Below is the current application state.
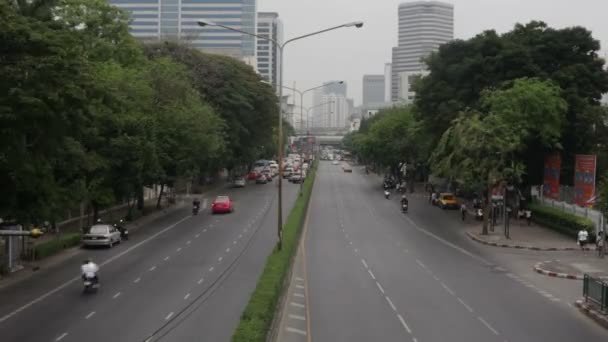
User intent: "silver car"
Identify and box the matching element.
[82,224,121,248]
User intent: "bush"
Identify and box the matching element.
[528,202,595,238]
[32,233,82,260]
[232,161,317,342]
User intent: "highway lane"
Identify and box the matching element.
[304,161,608,342]
[0,178,300,342]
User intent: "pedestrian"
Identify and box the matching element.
[597,231,605,258]
[431,192,437,205]
[578,228,589,251]
[460,203,467,221]
[525,209,532,226]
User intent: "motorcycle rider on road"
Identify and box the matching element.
[401,194,409,206]
[81,259,99,283]
[192,198,201,213]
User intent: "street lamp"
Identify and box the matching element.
[198,20,363,250]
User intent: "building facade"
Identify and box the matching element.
[362,75,385,107]
[311,81,347,128]
[110,0,257,63]
[257,12,283,92]
[391,1,453,101]
[319,94,349,129]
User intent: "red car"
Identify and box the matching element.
[211,196,234,214]
[247,171,258,180]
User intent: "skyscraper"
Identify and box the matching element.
[109,0,257,63]
[391,1,453,102]
[257,12,283,92]
[362,75,385,107]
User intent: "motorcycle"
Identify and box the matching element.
[83,274,99,293]
[114,219,128,241]
[192,204,200,216]
[384,190,391,199]
[401,202,408,213]
[475,208,484,221]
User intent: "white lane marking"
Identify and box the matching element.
[294,293,305,298]
[226,248,230,253]
[286,327,307,336]
[386,296,397,311]
[113,292,121,299]
[0,215,191,323]
[433,275,440,281]
[295,277,304,281]
[184,293,191,300]
[164,256,170,261]
[361,259,369,269]
[404,216,493,265]
[209,267,214,272]
[295,284,304,289]
[457,297,474,313]
[85,311,96,319]
[290,302,305,308]
[376,282,385,294]
[198,278,204,285]
[397,314,412,333]
[478,317,500,335]
[368,270,376,280]
[165,312,174,320]
[55,332,68,341]
[203,228,207,232]
[238,234,243,239]
[349,241,353,245]
[233,240,237,244]
[186,240,191,245]
[550,297,561,302]
[195,234,200,238]
[218,257,223,262]
[134,277,141,283]
[289,314,306,321]
[441,283,455,296]
[176,247,182,252]
[416,259,427,269]
[149,266,157,271]
[354,248,359,253]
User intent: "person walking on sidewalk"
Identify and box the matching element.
[460,203,467,221]
[578,228,589,251]
[597,231,605,258]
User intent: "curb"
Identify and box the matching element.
[575,299,608,329]
[465,231,593,252]
[533,262,583,280]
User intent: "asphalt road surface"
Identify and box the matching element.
[302,161,608,342]
[0,178,299,342]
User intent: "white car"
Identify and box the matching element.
[82,224,121,248]
[233,177,246,187]
[332,160,339,165]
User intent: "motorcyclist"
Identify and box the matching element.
[193,198,201,210]
[400,195,409,206]
[81,259,99,283]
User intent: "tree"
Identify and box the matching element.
[430,78,567,234]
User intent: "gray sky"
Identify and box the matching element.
[258,0,608,107]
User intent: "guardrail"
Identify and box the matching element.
[583,274,608,313]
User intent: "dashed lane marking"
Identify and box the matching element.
[289,314,306,321]
[478,316,500,335]
[176,247,182,252]
[416,259,427,269]
[441,283,455,296]
[397,314,412,334]
[165,312,174,320]
[134,277,141,283]
[226,248,230,253]
[164,256,170,261]
[195,234,200,238]
[184,293,191,300]
[85,311,96,319]
[209,267,214,272]
[295,284,304,289]
[55,333,68,341]
[361,259,369,269]
[457,297,474,313]
[368,270,376,280]
[149,266,156,271]
[376,282,385,294]
[218,257,223,262]
[113,292,121,299]
[198,278,204,285]
[290,302,305,308]
[294,293,305,298]
[386,296,397,312]
[286,327,307,336]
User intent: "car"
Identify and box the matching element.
[212,196,234,214]
[438,193,458,209]
[82,224,121,248]
[283,167,293,178]
[233,177,246,188]
[332,160,339,165]
[343,164,352,173]
[256,174,268,184]
[247,170,260,180]
[290,173,303,183]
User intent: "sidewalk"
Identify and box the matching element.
[533,258,608,280]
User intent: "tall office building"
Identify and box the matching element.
[110,0,257,63]
[362,75,385,107]
[257,12,283,92]
[391,1,453,102]
[320,94,349,129]
[311,81,347,128]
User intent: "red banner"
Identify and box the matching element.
[574,154,597,207]
[543,154,561,200]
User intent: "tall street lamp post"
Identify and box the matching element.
[197,20,363,250]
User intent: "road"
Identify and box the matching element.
[0,177,299,342]
[298,161,608,342]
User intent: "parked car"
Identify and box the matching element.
[256,174,268,184]
[212,196,234,214]
[283,167,293,178]
[82,224,121,248]
[247,171,258,180]
[233,177,246,188]
[290,173,303,183]
[438,193,458,209]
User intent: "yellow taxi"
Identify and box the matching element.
[438,193,458,209]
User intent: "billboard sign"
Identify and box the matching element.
[574,154,597,207]
[543,154,561,200]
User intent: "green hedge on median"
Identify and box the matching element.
[32,233,82,260]
[231,161,317,342]
[528,202,595,238]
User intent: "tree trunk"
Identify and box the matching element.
[482,177,491,235]
[156,184,165,210]
[137,187,144,211]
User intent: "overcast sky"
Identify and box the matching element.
[258,0,608,107]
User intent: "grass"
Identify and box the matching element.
[32,233,82,260]
[231,162,317,342]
